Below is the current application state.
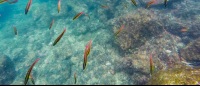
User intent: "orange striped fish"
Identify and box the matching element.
[150,54,153,75]
[53,28,66,46]
[0,0,11,4]
[123,3,127,8]
[58,0,61,13]
[83,45,88,70]
[8,0,18,4]
[146,1,157,9]
[101,5,108,9]
[29,74,35,85]
[86,40,91,57]
[73,12,84,20]
[85,14,90,19]
[115,25,124,38]
[131,0,137,7]
[25,0,32,15]
[24,58,40,85]
[13,25,17,36]
[181,28,189,32]
[74,71,77,84]
[49,19,54,30]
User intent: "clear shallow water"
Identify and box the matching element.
[0,0,200,85]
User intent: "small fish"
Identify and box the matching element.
[85,14,90,19]
[73,12,84,20]
[0,0,11,4]
[115,25,124,38]
[49,19,54,30]
[58,0,61,13]
[101,5,108,9]
[83,45,88,70]
[24,58,40,85]
[181,28,189,32]
[123,3,127,8]
[164,0,168,7]
[13,25,17,36]
[25,0,33,15]
[146,1,157,9]
[150,54,153,75]
[131,0,137,7]
[165,50,172,53]
[86,40,91,57]
[74,71,77,84]
[8,0,18,4]
[53,28,66,46]
[29,74,35,85]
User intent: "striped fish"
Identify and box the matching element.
[8,0,18,4]
[74,71,77,84]
[86,40,91,57]
[13,25,17,36]
[123,3,127,8]
[24,58,40,85]
[146,1,157,9]
[115,25,124,38]
[49,19,54,30]
[150,55,153,75]
[25,0,32,15]
[58,0,61,13]
[53,28,66,46]
[83,45,88,70]
[73,12,84,20]
[0,0,11,4]
[131,0,137,7]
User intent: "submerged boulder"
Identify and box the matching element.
[0,55,16,85]
[147,63,200,85]
[179,37,200,62]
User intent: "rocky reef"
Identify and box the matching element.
[147,63,200,85]
[180,36,200,62]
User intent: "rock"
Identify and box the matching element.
[0,55,16,85]
[180,37,200,62]
[147,63,200,85]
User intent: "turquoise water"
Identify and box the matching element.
[0,0,200,85]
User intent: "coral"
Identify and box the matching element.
[147,63,200,85]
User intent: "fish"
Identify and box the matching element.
[0,0,11,4]
[86,40,91,57]
[73,12,84,20]
[74,71,77,84]
[123,3,127,8]
[13,25,17,36]
[181,28,189,32]
[101,5,108,9]
[164,0,168,7]
[49,19,54,30]
[150,54,153,75]
[115,25,124,38]
[85,14,90,19]
[131,0,137,7]
[29,74,35,85]
[83,45,88,70]
[25,0,33,15]
[146,1,157,9]
[53,28,66,46]
[58,0,61,13]
[24,58,40,85]
[8,0,18,4]
[165,50,172,53]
